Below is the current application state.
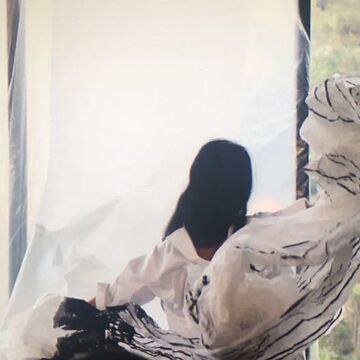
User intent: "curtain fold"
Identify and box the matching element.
[7,0,27,294]
[0,0,9,317]
[296,0,311,200]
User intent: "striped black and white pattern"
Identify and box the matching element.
[184,77,360,359]
[49,77,360,360]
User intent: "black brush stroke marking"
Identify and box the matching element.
[300,258,329,292]
[324,79,333,109]
[269,309,343,360]
[282,241,311,249]
[305,168,357,195]
[309,108,354,123]
[314,85,326,106]
[253,263,360,359]
[335,83,360,120]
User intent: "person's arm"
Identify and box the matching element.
[94,240,185,309]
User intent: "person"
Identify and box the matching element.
[90,139,253,338]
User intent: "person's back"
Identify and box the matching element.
[93,139,253,337]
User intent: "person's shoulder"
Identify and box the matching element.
[155,228,191,262]
[249,198,310,221]
[164,227,208,265]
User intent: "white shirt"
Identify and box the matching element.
[96,199,308,338]
[96,227,209,337]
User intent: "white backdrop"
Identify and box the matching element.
[2,0,299,331]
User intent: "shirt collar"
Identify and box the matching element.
[167,227,209,265]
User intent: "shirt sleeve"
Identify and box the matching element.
[96,240,187,309]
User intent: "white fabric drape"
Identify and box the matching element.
[1,0,301,345]
[0,0,10,318]
[8,0,27,295]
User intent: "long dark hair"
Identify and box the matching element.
[164,139,252,248]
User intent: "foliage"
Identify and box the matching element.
[319,321,354,359]
[310,0,360,87]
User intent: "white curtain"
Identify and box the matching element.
[0,0,10,318]
[2,0,300,331]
